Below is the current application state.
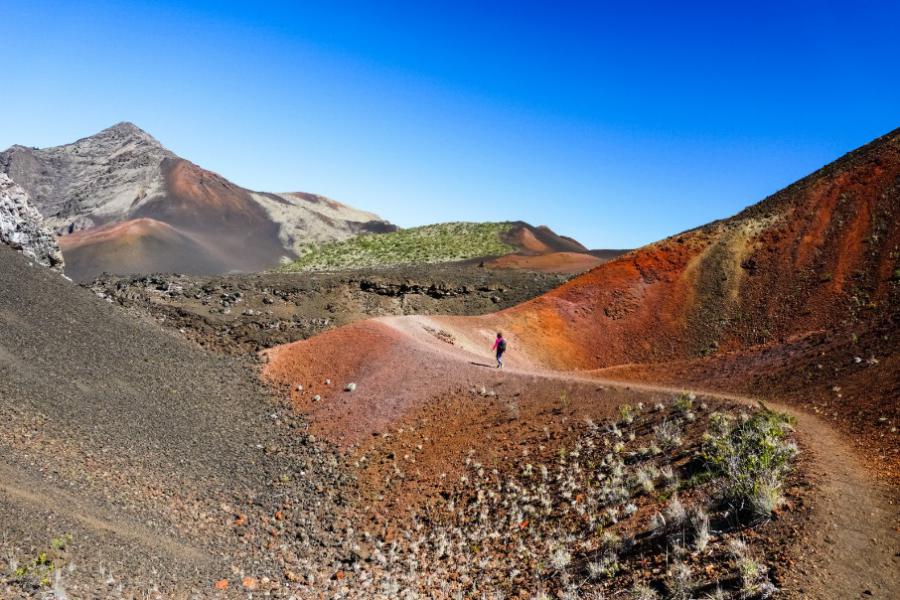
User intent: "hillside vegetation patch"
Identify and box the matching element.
[278,222,518,271]
[318,397,800,598]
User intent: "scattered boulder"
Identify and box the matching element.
[0,173,64,271]
[345,382,357,392]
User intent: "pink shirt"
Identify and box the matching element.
[492,338,505,351]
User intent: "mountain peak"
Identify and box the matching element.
[93,121,163,147]
[108,121,144,132]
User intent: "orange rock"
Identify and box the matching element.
[275,510,284,521]
[233,513,247,526]
[214,579,229,590]
[242,576,258,590]
[334,570,346,580]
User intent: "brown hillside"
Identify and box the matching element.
[59,218,232,281]
[1,123,394,280]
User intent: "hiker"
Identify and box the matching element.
[492,332,507,368]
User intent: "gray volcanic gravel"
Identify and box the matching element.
[0,246,350,596]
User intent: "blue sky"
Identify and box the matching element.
[2,1,898,248]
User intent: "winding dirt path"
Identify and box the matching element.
[385,315,900,599]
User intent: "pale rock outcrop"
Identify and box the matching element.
[0,173,64,270]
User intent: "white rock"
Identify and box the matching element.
[345,383,357,392]
[0,174,64,271]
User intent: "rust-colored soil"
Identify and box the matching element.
[466,128,900,475]
[261,128,900,598]
[59,217,232,280]
[485,250,607,273]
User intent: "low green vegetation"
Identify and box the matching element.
[3,534,72,589]
[702,405,797,518]
[278,222,518,272]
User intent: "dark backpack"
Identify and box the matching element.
[498,339,507,352]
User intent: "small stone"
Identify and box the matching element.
[214,579,229,590]
[241,576,258,590]
[345,382,357,392]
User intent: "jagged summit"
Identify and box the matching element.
[0,124,394,280]
[106,120,146,133]
[85,121,167,147]
[0,123,175,234]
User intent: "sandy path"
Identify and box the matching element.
[381,314,900,599]
[0,462,207,565]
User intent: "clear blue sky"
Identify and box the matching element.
[2,1,898,248]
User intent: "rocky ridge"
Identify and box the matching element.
[0,122,174,234]
[87,264,571,353]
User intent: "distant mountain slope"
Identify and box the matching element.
[278,221,611,273]
[0,123,394,280]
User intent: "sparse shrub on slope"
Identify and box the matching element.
[329,398,797,599]
[702,406,797,519]
[278,222,518,271]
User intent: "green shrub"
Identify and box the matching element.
[618,404,635,424]
[702,407,797,517]
[674,391,694,413]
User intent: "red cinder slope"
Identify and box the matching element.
[263,128,900,475]
[487,127,900,370]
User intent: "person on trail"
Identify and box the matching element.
[492,332,507,368]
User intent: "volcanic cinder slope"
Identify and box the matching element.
[266,128,899,448]
[482,127,900,476]
[0,123,394,280]
[0,244,352,596]
[262,129,900,597]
